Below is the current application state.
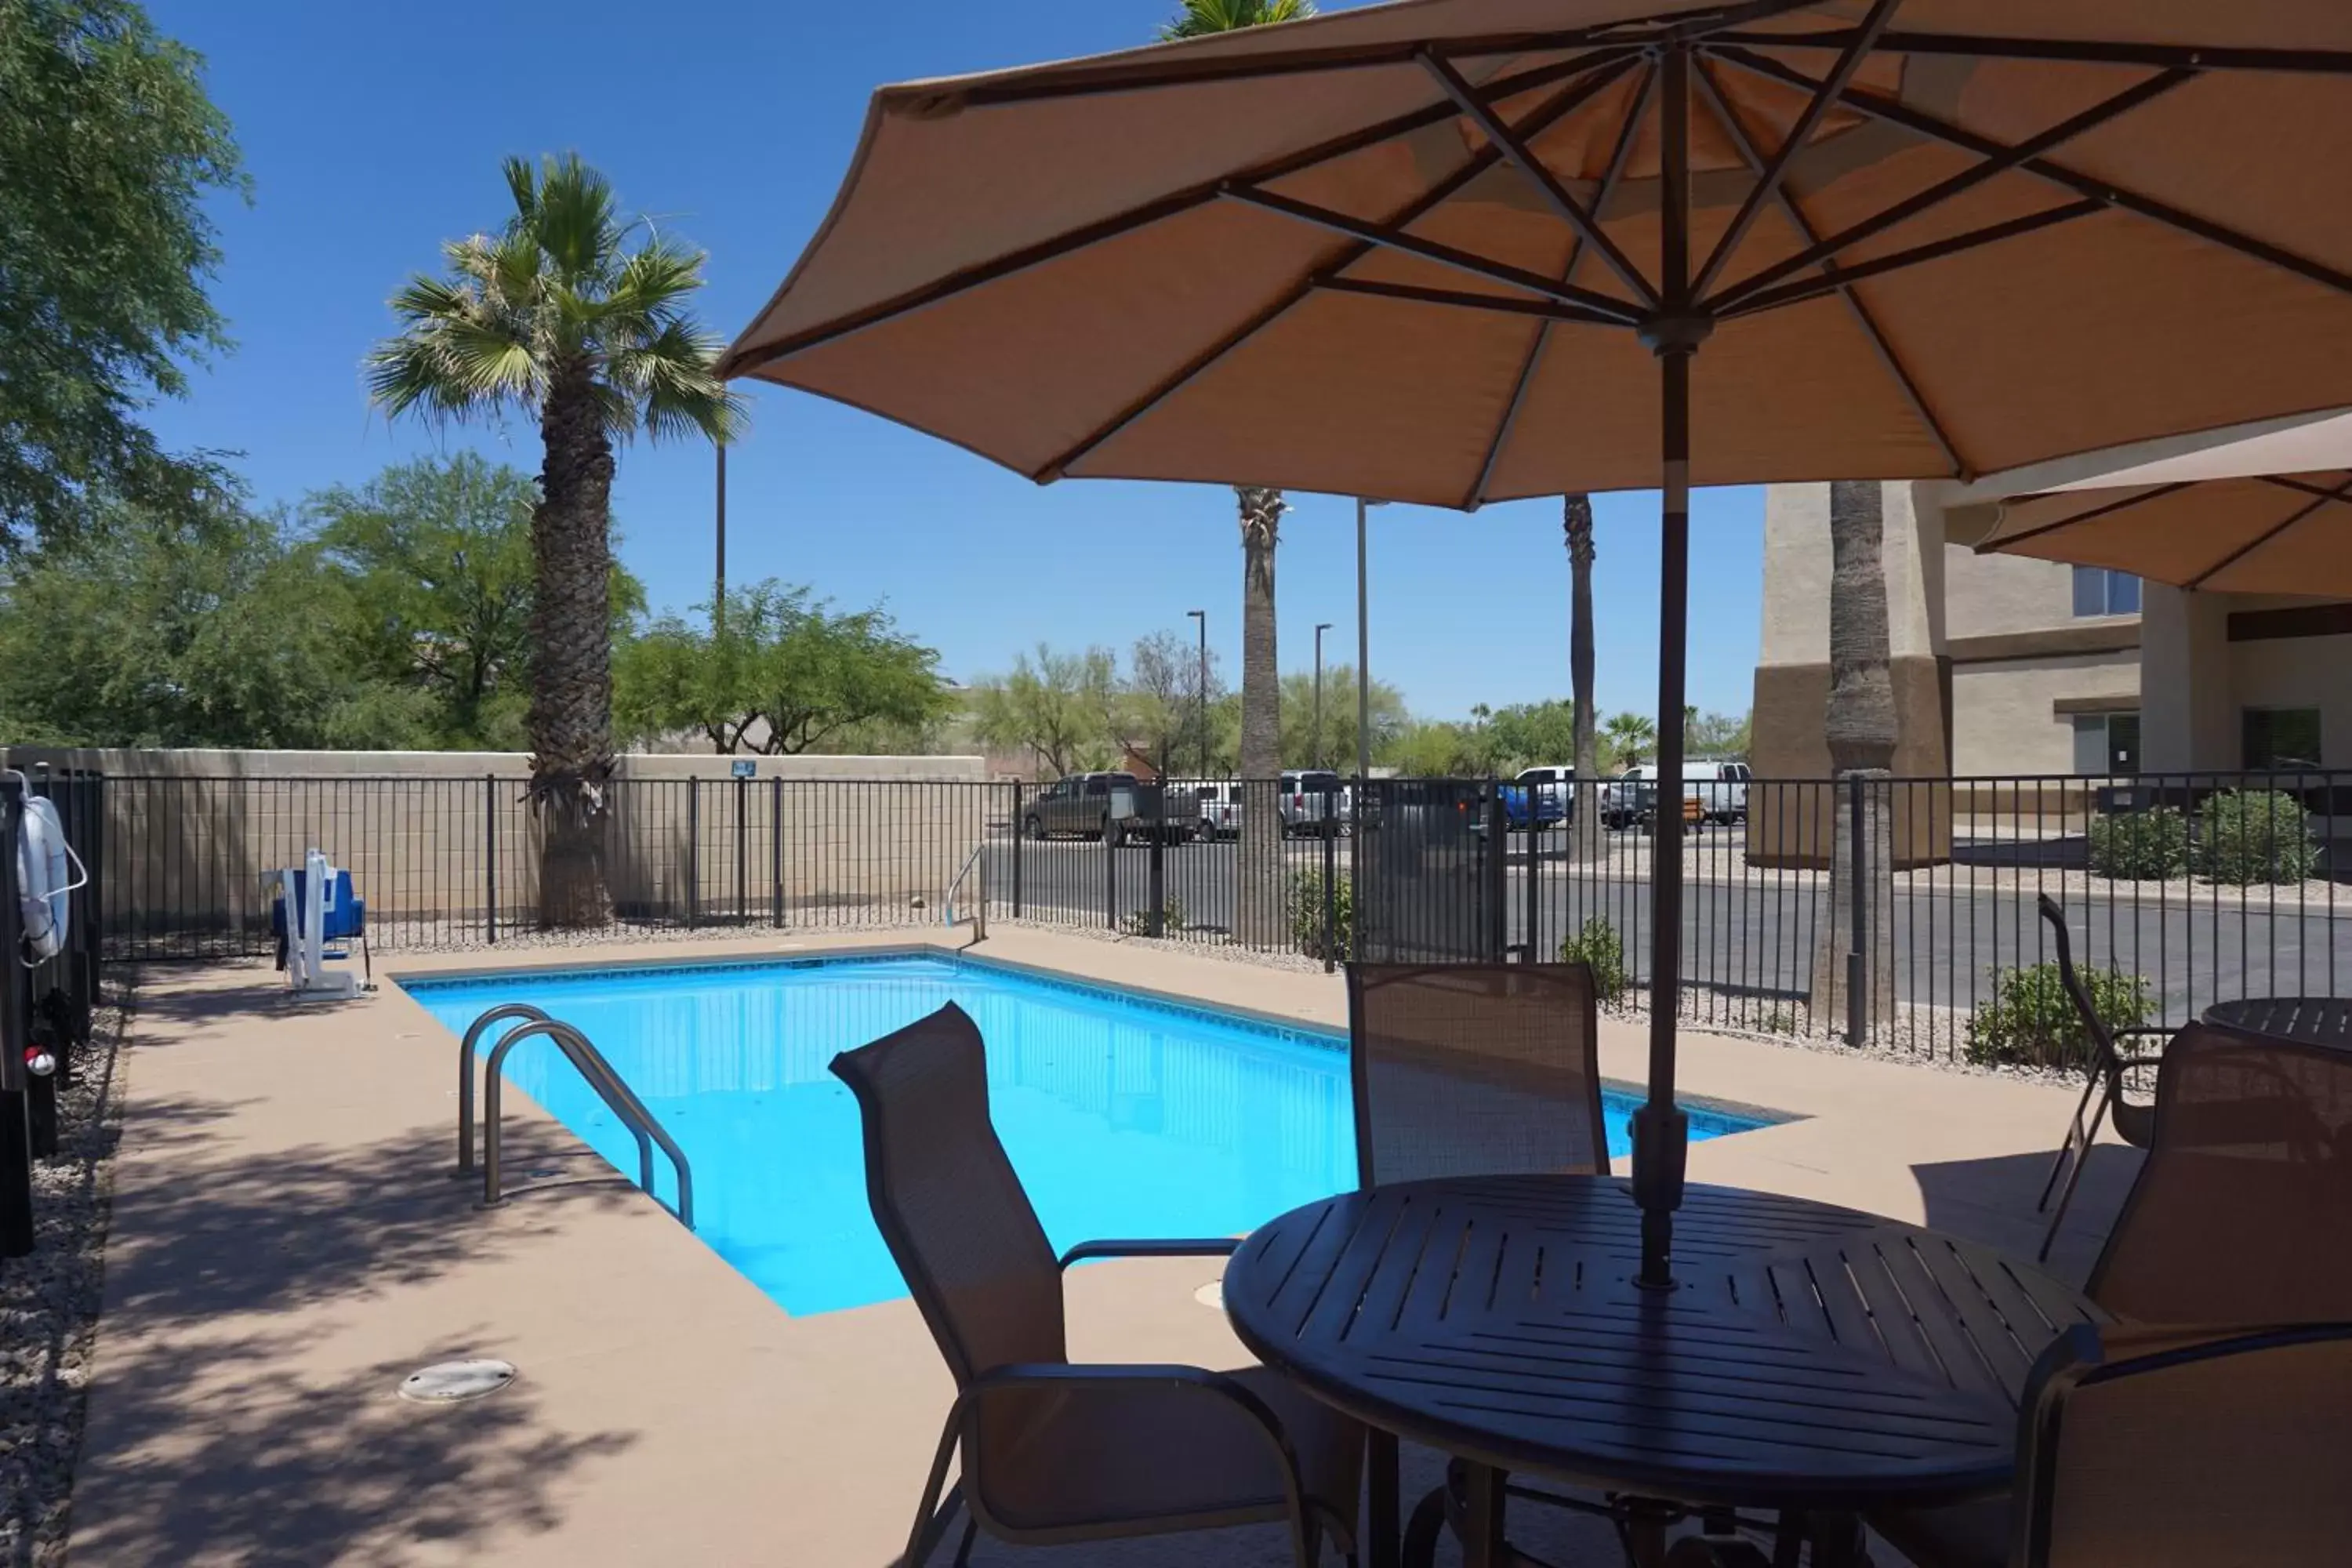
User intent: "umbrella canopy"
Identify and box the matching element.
[723,0,2352,1287]
[1973,471,2352,596]
[1964,408,2352,593]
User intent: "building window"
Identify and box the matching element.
[2243,708,2323,771]
[2071,711,2140,776]
[2071,565,2142,617]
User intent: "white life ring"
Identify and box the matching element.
[17,797,82,964]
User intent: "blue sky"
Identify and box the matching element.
[140,0,1764,723]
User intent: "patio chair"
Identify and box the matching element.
[1347,962,1610,1568]
[2032,893,2173,1261]
[1871,1025,2352,1563]
[2085,1022,2352,1324]
[1870,1320,2352,1567]
[829,1002,1364,1568]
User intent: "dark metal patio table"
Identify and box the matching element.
[2201,997,2352,1051]
[1223,1174,2103,1568]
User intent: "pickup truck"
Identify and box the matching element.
[1021,772,1199,844]
[1279,770,1352,837]
[1609,760,1751,826]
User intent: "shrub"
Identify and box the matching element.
[1965,960,2152,1072]
[2087,806,2190,881]
[1287,871,1352,960]
[2198,789,2319,886]
[1559,916,1628,1006]
[1116,896,1189,937]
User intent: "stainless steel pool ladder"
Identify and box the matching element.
[943,838,987,939]
[456,1004,694,1229]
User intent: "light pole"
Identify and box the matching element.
[713,441,728,633]
[1185,608,1207,779]
[1355,499,1387,789]
[1312,622,1333,769]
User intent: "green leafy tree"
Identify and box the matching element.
[616,581,947,756]
[0,488,426,748]
[367,154,742,925]
[971,644,1119,779]
[1159,0,1316,942]
[1383,720,1483,777]
[0,0,245,550]
[1116,629,1225,778]
[1278,666,1410,771]
[307,455,644,749]
[1687,709,1753,758]
[1477,700,1582,775]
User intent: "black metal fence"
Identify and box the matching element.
[60,767,2352,1068]
[2,764,107,1258]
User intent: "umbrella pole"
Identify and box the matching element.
[1632,42,1700,1292]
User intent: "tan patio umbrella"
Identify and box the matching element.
[720,0,2352,1287]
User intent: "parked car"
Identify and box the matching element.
[1196,781,1241,840]
[1279,770,1352,837]
[1510,766,1574,828]
[1022,772,1196,844]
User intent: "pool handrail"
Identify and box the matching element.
[944,838,986,939]
[479,1017,694,1229]
[457,1002,552,1174]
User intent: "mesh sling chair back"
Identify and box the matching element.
[1872,1322,2352,1568]
[2033,893,2174,1260]
[1346,963,1609,1568]
[829,1002,1364,1568]
[2086,1022,2352,1324]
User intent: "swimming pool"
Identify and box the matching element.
[405,953,1776,1315]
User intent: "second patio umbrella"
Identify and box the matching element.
[721,0,2352,1287]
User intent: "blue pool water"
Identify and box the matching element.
[405,954,1773,1316]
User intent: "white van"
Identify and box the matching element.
[1611,760,1751,825]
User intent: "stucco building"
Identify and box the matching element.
[1755,468,2348,782]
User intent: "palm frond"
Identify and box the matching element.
[606,317,739,445]
[598,239,709,330]
[1160,0,1315,41]
[525,153,620,287]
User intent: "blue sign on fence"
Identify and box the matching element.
[730,760,757,780]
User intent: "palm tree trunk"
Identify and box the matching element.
[1811,480,1898,1038]
[1565,495,1603,866]
[529,363,619,927]
[1235,485,1287,948]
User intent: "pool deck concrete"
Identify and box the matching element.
[70,927,2143,1566]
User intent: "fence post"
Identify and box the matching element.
[1105,803,1119,931]
[1321,785,1338,974]
[484,774,499,945]
[771,777,785,928]
[686,777,700,928]
[2,779,34,1258]
[1148,793,1167,938]
[1011,782,1025,919]
[1846,771,1867,1048]
[1523,793,1541,963]
[1485,784,1508,963]
[732,775,748,924]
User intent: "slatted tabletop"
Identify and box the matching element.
[1224,1175,2103,1512]
[2203,997,2352,1050]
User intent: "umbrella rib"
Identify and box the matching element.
[1709,29,2352,77]
[1221,185,1646,325]
[1719,200,2107,320]
[2255,474,2352,504]
[1417,51,1661,311]
[1691,57,1966,481]
[1700,67,2195,317]
[2184,477,2352,590]
[1973,482,2198,554]
[1029,59,1640,484]
[1463,62,1658,511]
[1709,48,2352,306]
[1313,278,1627,327]
[720,51,1631,378]
[1690,0,1902,303]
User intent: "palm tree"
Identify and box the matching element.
[1563,494,1602,861]
[1811,480,1899,1037]
[368,154,740,926]
[1160,1,1316,943]
[1602,711,1656,770]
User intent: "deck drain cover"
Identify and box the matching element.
[399,1359,517,1404]
[1193,1279,1224,1310]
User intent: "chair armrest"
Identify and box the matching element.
[956,1362,1313,1532]
[1058,1236,1240,1271]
